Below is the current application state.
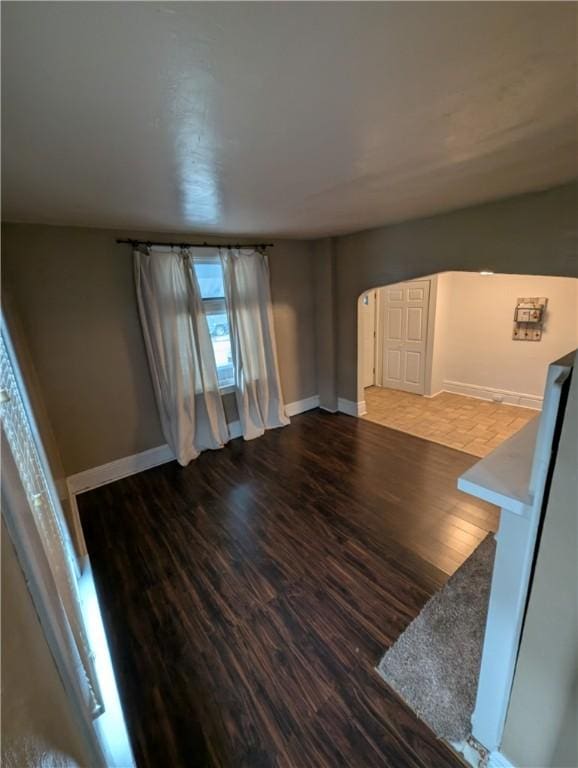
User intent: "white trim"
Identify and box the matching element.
[67,490,84,554]
[423,274,439,397]
[67,396,320,498]
[442,379,543,410]
[450,738,488,768]
[461,354,573,754]
[67,444,175,496]
[488,751,516,768]
[1,432,107,767]
[337,398,367,417]
[285,394,320,417]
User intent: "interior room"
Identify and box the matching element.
[359,273,578,456]
[1,4,577,768]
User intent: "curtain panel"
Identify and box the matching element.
[134,248,229,466]
[220,248,289,440]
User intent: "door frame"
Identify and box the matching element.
[1,315,107,767]
[356,274,441,412]
[360,289,378,389]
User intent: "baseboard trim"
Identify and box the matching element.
[442,380,543,410]
[67,395,321,498]
[337,398,367,417]
[488,751,515,768]
[67,444,175,496]
[285,394,320,417]
[450,738,486,768]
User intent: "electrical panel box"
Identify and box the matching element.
[513,297,547,341]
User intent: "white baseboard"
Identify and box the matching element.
[285,394,320,417]
[450,739,484,768]
[337,398,367,417]
[424,389,444,399]
[67,443,175,496]
[67,395,321,498]
[443,380,543,410]
[488,751,515,768]
[451,737,515,768]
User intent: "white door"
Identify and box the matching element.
[380,280,430,394]
[360,291,376,388]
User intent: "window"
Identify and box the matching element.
[193,258,234,389]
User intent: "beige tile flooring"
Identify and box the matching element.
[362,387,538,458]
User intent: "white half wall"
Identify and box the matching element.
[429,272,578,404]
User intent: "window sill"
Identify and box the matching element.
[219,385,236,396]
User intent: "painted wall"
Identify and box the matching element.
[333,182,578,404]
[3,183,578,474]
[1,225,317,475]
[429,272,578,404]
[501,354,577,767]
[1,518,92,768]
[313,238,338,411]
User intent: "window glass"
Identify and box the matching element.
[195,262,225,299]
[206,311,234,388]
[193,260,234,389]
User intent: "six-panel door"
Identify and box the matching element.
[380,280,430,394]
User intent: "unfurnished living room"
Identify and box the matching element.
[1,3,577,768]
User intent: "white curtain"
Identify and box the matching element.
[220,248,290,440]
[134,247,229,466]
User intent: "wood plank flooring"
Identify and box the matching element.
[79,410,498,768]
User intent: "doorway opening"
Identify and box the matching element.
[357,272,578,457]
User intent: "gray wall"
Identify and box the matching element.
[1,225,316,475]
[501,354,578,767]
[332,182,578,402]
[3,182,577,476]
[313,237,338,411]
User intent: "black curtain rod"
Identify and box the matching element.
[116,238,274,250]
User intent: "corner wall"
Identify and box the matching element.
[313,238,338,411]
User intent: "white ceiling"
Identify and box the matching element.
[2,2,577,238]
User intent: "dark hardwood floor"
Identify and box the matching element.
[79,410,498,768]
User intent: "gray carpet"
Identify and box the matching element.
[377,535,496,742]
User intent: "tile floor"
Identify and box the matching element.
[362,387,538,458]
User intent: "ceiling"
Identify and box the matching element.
[2,2,577,238]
